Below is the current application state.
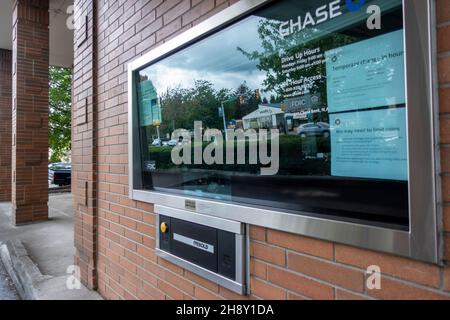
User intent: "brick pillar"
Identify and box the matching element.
[0,50,12,202]
[12,0,49,225]
[73,0,98,289]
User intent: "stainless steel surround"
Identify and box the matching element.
[128,0,441,263]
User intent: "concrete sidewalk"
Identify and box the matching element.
[0,193,102,300]
[0,256,19,300]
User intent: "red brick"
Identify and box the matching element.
[194,286,223,300]
[443,206,450,232]
[163,0,190,24]
[441,146,450,174]
[267,266,334,300]
[0,50,12,202]
[267,229,333,260]
[249,226,266,241]
[438,25,450,53]
[251,241,286,267]
[445,234,450,261]
[141,282,165,300]
[219,287,250,300]
[73,0,97,290]
[182,0,215,26]
[437,0,450,24]
[163,272,195,297]
[11,0,49,225]
[185,270,219,293]
[288,252,365,292]
[442,174,450,202]
[157,279,186,300]
[158,257,184,275]
[250,278,286,300]
[250,259,267,280]
[444,267,450,292]
[368,277,450,300]
[335,245,440,288]
[440,87,450,114]
[439,56,450,84]
[287,292,306,300]
[335,289,370,300]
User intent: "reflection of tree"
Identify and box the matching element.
[237,18,355,102]
[160,80,222,132]
[156,80,261,138]
[232,82,260,120]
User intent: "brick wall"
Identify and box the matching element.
[72,0,450,299]
[0,50,12,202]
[11,0,49,225]
[72,0,98,289]
[438,0,450,268]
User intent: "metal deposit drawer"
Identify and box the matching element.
[155,205,248,295]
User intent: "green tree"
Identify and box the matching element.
[49,66,72,163]
[237,19,355,102]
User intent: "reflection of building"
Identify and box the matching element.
[138,79,162,126]
[242,104,285,130]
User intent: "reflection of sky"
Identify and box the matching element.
[140,15,270,96]
[138,0,403,99]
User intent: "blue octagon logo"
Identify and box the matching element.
[345,0,366,12]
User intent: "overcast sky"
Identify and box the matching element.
[140,15,271,98]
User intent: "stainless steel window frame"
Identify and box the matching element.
[128,0,441,264]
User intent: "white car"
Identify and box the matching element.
[152,138,162,146]
[166,139,178,146]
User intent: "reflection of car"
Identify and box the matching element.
[166,139,178,146]
[48,163,71,186]
[297,122,330,138]
[152,138,162,146]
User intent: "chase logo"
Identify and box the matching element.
[279,0,381,37]
[346,0,366,12]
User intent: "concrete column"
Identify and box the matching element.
[12,0,49,225]
[0,50,12,202]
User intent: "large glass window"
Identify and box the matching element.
[135,0,408,229]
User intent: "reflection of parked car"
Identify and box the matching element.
[48,163,71,186]
[166,139,178,146]
[297,122,330,138]
[152,138,162,146]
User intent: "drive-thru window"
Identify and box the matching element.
[128,0,439,294]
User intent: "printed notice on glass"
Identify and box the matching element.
[329,108,407,181]
[325,30,405,113]
[326,30,408,181]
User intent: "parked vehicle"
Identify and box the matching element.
[297,122,330,138]
[48,163,71,186]
[166,139,178,146]
[152,138,162,146]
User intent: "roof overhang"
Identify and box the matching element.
[0,0,74,68]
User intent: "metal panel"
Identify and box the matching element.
[128,0,440,263]
[155,205,243,234]
[154,208,248,295]
[403,0,440,263]
[156,249,246,294]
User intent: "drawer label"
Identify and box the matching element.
[173,233,214,254]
